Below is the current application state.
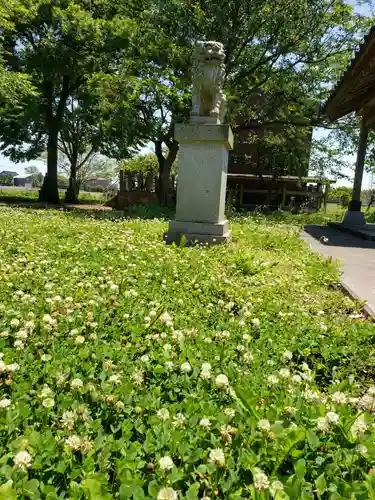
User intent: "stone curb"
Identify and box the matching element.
[339,280,375,321]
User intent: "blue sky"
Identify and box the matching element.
[1,1,374,188]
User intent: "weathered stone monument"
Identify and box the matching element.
[164,41,233,245]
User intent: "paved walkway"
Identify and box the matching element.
[302,225,375,318]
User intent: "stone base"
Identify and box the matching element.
[164,219,232,246]
[342,210,366,227]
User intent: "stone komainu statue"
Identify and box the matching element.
[191,41,226,123]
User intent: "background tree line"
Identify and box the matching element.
[0,0,373,204]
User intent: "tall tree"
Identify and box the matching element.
[106,0,372,201]
[0,0,135,203]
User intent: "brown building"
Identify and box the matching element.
[226,118,329,210]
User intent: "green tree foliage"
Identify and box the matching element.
[104,0,372,202]
[329,186,352,207]
[0,0,135,203]
[0,174,13,186]
[121,153,159,175]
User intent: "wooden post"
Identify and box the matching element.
[281,183,287,208]
[240,183,244,207]
[119,170,125,194]
[350,116,369,211]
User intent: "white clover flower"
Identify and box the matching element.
[70,378,84,390]
[316,417,330,434]
[14,450,32,470]
[157,487,177,500]
[140,354,149,363]
[109,374,121,385]
[220,424,234,443]
[270,480,284,496]
[224,408,235,420]
[284,406,297,418]
[267,375,279,386]
[303,389,321,403]
[15,330,28,340]
[244,351,254,362]
[39,385,53,399]
[14,340,24,350]
[40,354,52,362]
[326,412,339,425]
[283,350,293,361]
[69,329,79,336]
[159,312,173,327]
[159,456,174,471]
[6,362,19,373]
[351,416,368,438]
[331,391,347,404]
[24,320,35,332]
[291,374,302,385]
[215,374,229,390]
[357,444,368,455]
[253,468,269,491]
[180,362,192,374]
[208,448,225,467]
[61,411,76,430]
[42,398,55,409]
[10,318,20,329]
[0,398,11,408]
[199,418,211,430]
[200,362,212,380]
[131,370,144,386]
[164,361,174,372]
[251,318,260,328]
[257,419,271,432]
[242,333,250,341]
[0,360,6,373]
[368,386,375,396]
[157,408,170,421]
[65,435,82,451]
[301,362,310,372]
[279,368,290,379]
[75,335,85,345]
[172,413,186,429]
[357,394,375,412]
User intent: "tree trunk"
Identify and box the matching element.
[155,140,179,205]
[39,121,60,204]
[64,156,78,203]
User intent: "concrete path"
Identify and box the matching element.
[302,225,375,318]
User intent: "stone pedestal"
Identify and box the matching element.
[342,210,366,227]
[164,123,233,245]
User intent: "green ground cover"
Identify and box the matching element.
[0,207,375,499]
[0,189,106,204]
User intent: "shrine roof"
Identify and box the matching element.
[324,26,375,121]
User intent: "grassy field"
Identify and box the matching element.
[0,207,375,498]
[0,188,107,204]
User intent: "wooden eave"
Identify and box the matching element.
[325,27,375,121]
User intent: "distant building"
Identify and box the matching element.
[0,170,18,178]
[83,178,111,191]
[13,173,43,187]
